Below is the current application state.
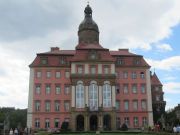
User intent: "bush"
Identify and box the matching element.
[121,123,128,131]
[61,122,69,131]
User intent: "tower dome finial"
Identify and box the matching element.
[84,3,92,17]
[78,4,99,44]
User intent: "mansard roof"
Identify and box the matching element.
[29,47,150,68]
[151,72,162,86]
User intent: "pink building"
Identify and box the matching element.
[27,4,155,131]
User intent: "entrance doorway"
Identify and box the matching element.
[103,114,111,130]
[76,115,84,131]
[90,115,98,131]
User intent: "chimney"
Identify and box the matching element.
[119,49,129,52]
[51,47,60,52]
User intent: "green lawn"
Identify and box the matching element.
[36,131,174,135]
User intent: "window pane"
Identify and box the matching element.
[103,84,111,107]
[89,83,98,111]
[36,71,41,78]
[133,100,138,110]
[46,71,51,78]
[132,84,137,94]
[65,71,70,78]
[55,85,61,94]
[123,71,128,79]
[35,85,41,94]
[123,84,128,94]
[46,85,51,94]
[124,101,129,111]
[56,71,61,78]
[116,100,120,110]
[141,84,146,93]
[76,83,84,108]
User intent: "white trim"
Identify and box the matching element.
[146,69,154,126]
[99,86,102,106]
[111,64,115,74]
[112,86,116,107]
[71,63,76,74]
[27,68,34,128]
[85,64,89,74]
[98,64,102,74]
[85,86,89,106]
[71,86,75,107]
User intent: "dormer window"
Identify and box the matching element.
[60,56,66,65]
[117,57,124,65]
[133,58,141,65]
[40,57,48,65]
[91,53,96,59]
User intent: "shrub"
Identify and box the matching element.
[121,123,128,131]
[61,122,69,131]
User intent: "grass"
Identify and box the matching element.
[36,131,174,135]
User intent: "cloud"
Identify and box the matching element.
[0,0,79,41]
[146,56,180,70]
[164,82,180,94]
[156,43,173,52]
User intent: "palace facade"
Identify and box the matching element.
[27,4,165,131]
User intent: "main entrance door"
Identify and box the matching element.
[76,115,84,131]
[90,115,98,131]
[103,114,111,130]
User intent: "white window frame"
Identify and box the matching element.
[76,81,84,108]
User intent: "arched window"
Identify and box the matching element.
[76,81,84,108]
[89,81,98,111]
[103,82,112,107]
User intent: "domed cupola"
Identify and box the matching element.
[78,4,99,44]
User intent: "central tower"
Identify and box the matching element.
[78,4,99,44]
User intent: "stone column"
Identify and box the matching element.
[71,63,76,73]
[99,86,102,107]
[27,68,34,128]
[111,86,116,107]
[146,69,154,126]
[85,64,89,74]
[85,114,89,131]
[85,86,89,106]
[98,113,103,131]
[98,64,102,74]
[110,64,115,74]
[71,86,75,107]
[70,108,76,131]
[111,108,116,130]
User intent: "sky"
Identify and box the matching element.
[0,0,180,110]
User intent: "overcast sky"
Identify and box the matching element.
[0,0,180,110]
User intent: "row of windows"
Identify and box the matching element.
[35,84,70,95]
[34,100,70,112]
[34,116,148,129]
[115,71,145,79]
[36,71,70,79]
[116,58,142,66]
[76,65,110,74]
[75,81,112,109]
[116,100,147,111]
[116,116,147,128]
[35,70,145,80]
[116,83,146,94]
[35,118,70,128]
[40,56,67,65]
[35,83,146,95]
